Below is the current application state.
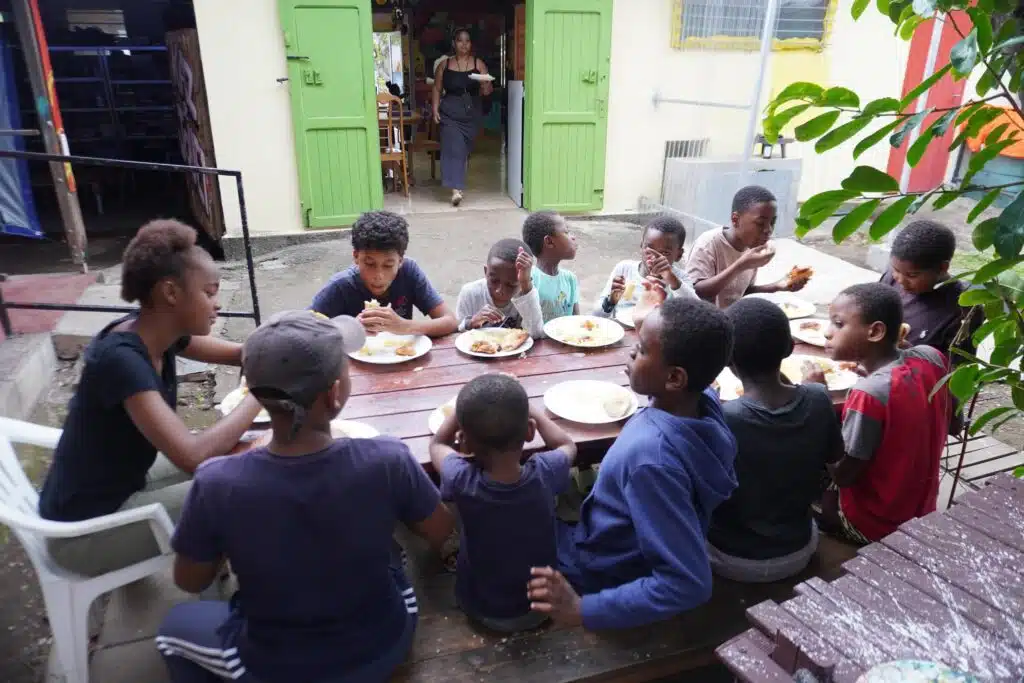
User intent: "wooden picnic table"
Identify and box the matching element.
[339,332,833,468]
[716,472,1024,682]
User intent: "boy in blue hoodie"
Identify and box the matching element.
[529,293,738,629]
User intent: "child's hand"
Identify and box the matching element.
[359,306,411,335]
[801,361,828,387]
[778,277,808,293]
[528,566,583,627]
[643,248,672,279]
[470,305,504,329]
[632,277,667,331]
[737,244,776,271]
[609,275,626,304]
[516,248,534,294]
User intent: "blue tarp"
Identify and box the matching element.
[0,31,41,238]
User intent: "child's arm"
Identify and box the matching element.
[529,403,577,462]
[592,264,626,318]
[179,336,243,367]
[512,249,546,337]
[170,472,226,594]
[429,411,461,473]
[690,245,774,302]
[830,393,881,488]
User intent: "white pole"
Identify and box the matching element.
[740,0,782,185]
[899,16,945,193]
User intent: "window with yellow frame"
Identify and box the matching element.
[671,0,838,52]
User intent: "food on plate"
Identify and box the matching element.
[582,319,597,331]
[440,398,456,419]
[356,346,373,356]
[498,329,530,352]
[470,339,499,354]
[786,265,814,288]
[395,342,417,357]
[799,320,822,331]
[781,302,801,316]
[837,361,859,372]
[602,390,633,419]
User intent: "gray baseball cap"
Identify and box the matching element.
[242,310,365,411]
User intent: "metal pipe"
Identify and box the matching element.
[0,301,257,319]
[234,175,261,326]
[740,0,782,185]
[651,92,750,111]
[0,149,238,176]
[900,16,946,194]
[0,129,40,137]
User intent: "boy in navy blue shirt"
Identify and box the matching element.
[156,311,453,683]
[529,294,738,629]
[430,373,577,633]
[311,210,458,337]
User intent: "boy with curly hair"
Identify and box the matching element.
[311,210,458,337]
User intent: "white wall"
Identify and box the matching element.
[602,0,910,213]
[194,0,303,237]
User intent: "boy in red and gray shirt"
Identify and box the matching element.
[811,283,950,544]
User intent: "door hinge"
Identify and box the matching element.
[283,30,292,49]
[302,205,312,228]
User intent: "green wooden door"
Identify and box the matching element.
[279,0,382,228]
[524,0,612,212]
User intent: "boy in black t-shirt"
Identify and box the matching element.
[708,298,843,582]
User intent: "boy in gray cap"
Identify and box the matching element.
[155,311,453,683]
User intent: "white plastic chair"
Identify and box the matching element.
[0,416,175,683]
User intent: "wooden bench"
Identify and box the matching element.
[393,530,859,683]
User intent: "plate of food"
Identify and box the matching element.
[544,380,638,425]
[349,331,432,364]
[856,660,980,683]
[790,318,828,347]
[330,419,380,439]
[712,367,745,401]
[614,305,635,329]
[468,73,495,82]
[428,396,457,434]
[749,292,816,320]
[218,385,270,424]
[544,315,625,348]
[455,328,533,358]
[780,354,859,392]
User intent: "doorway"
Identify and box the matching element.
[278,0,613,227]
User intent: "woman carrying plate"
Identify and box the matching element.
[36,220,263,578]
[431,28,493,207]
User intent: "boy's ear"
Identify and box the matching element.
[730,210,740,228]
[328,379,345,412]
[666,366,688,393]
[867,321,888,344]
[525,417,537,444]
[352,249,359,263]
[938,260,951,275]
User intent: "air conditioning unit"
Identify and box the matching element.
[660,157,803,243]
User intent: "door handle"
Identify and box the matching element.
[287,55,310,61]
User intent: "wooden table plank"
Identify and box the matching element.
[778,592,892,668]
[873,533,1024,617]
[716,634,795,682]
[904,513,1024,572]
[984,472,1024,500]
[821,574,1024,679]
[855,545,1024,643]
[947,499,1024,554]
[347,341,590,377]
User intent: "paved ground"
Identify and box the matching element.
[1,200,1021,682]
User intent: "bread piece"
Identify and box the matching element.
[786,265,814,287]
[470,339,499,354]
[395,342,417,357]
[499,329,529,352]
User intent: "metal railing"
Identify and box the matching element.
[0,149,262,337]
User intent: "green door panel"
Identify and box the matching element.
[279,0,382,228]
[524,0,612,213]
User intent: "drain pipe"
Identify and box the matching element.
[740,0,782,186]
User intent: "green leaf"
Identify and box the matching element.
[972,316,1009,345]
[948,364,981,401]
[820,87,860,108]
[963,139,1018,185]
[832,199,881,242]
[990,340,1022,367]
[912,0,936,16]
[968,188,1003,222]
[991,35,1024,52]
[841,166,901,193]
[955,101,985,126]
[1013,385,1024,410]
[815,116,873,153]
[909,191,935,214]
[861,97,901,116]
[891,111,929,148]
[929,371,954,401]
[800,189,860,217]
[932,191,960,210]
[932,108,958,136]
[771,82,825,109]
[959,288,999,305]
[854,119,902,158]
[950,29,981,75]
[964,106,1004,137]
[995,191,1024,258]
[877,0,893,14]
[852,0,872,19]
[1015,466,1024,478]
[869,195,915,240]
[967,8,993,52]
[975,57,1004,97]
[973,256,1024,283]
[973,216,999,249]
[888,0,908,22]
[993,17,1019,47]
[900,64,951,110]
[985,122,1010,145]
[765,103,812,139]
[795,110,841,141]
[968,406,1016,434]
[899,15,927,40]
[906,126,934,167]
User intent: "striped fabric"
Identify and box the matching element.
[155,634,247,681]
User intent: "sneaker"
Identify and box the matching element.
[451,189,463,207]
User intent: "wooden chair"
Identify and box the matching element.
[410,111,441,182]
[377,92,409,196]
